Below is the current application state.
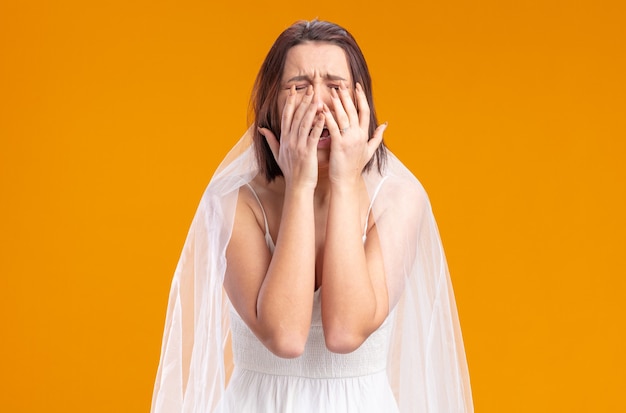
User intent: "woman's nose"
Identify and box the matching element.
[313,84,332,106]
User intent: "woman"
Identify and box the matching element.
[152,20,473,412]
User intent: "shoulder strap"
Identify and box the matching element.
[244,183,274,251]
[363,176,389,242]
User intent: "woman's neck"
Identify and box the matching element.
[314,168,332,205]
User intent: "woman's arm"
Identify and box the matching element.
[224,185,316,358]
[321,184,389,354]
[224,86,324,358]
[320,82,389,353]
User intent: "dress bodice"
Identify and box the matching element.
[229,290,395,379]
[230,181,395,378]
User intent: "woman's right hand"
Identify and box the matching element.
[259,85,325,190]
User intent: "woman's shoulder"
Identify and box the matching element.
[376,151,430,206]
[231,174,284,235]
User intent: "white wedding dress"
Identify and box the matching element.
[216,184,399,412]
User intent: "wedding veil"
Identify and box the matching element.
[151,127,473,412]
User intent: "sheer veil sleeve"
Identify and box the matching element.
[151,129,473,412]
[365,151,473,412]
[151,129,257,413]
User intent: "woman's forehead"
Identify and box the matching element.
[282,42,350,80]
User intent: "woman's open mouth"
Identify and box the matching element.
[320,127,330,140]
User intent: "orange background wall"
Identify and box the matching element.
[1,1,624,411]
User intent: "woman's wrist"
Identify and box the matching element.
[284,182,316,199]
[329,177,362,196]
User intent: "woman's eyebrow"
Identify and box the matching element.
[286,74,347,82]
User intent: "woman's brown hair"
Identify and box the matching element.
[251,19,387,181]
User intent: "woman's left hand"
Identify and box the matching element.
[323,82,387,187]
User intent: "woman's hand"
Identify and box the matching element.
[259,85,325,190]
[324,82,387,187]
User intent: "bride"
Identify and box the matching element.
[151,19,473,413]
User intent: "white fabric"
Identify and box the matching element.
[243,183,275,253]
[217,289,398,412]
[151,127,473,412]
